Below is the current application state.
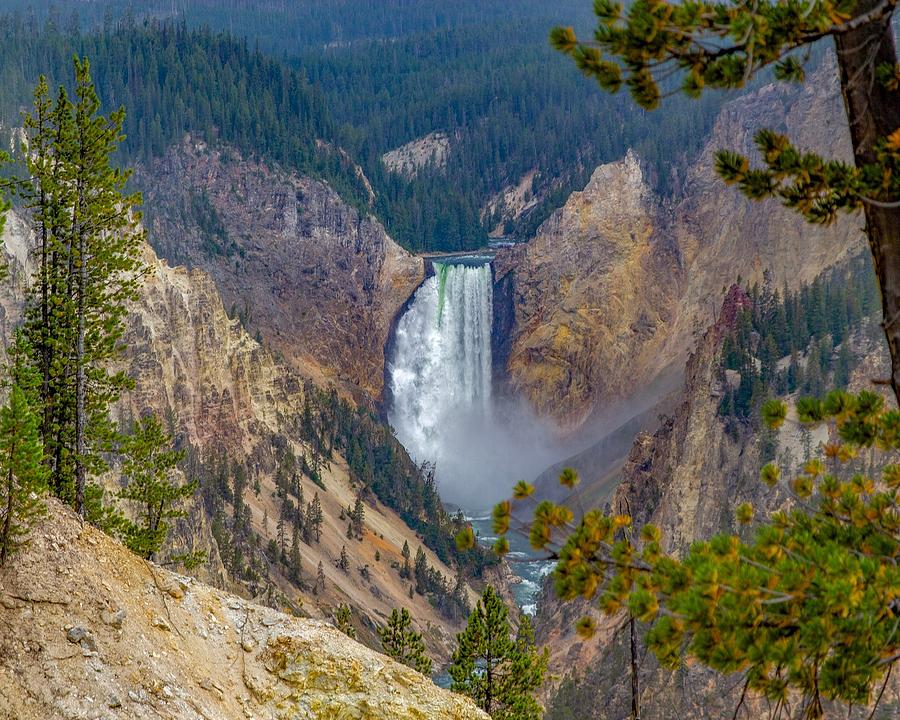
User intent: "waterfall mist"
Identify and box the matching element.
[388,259,564,508]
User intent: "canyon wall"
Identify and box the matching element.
[497,60,862,430]
[135,139,424,405]
[536,285,893,719]
[0,212,475,662]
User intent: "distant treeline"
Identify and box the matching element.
[0,9,742,252]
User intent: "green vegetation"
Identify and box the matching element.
[0,7,738,252]
[117,414,195,561]
[513,391,899,716]
[0,338,48,566]
[449,586,548,720]
[11,61,146,513]
[0,59,201,568]
[300,16,731,250]
[0,18,372,223]
[310,384,492,577]
[379,607,432,675]
[718,255,881,423]
[0,60,194,566]
[334,603,356,639]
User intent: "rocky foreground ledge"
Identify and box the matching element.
[0,499,487,720]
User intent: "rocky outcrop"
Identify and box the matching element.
[135,138,424,404]
[496,150,681,428]
[118,244,307,457]
[498,59,862,429]
[382,132,451,177]
[0,499,487,720]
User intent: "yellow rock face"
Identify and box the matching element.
[0,500,488,720]
[498,63,863,431]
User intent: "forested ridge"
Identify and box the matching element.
[0,17,375,216]
[719,254,882,425]
[301,17,732,248]
[0,3,739,251]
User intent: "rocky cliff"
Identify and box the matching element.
[0,499,487,720]
[134,138,424,404]
[497,59,862,430]
[0,211,475,664]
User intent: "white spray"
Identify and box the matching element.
[388,259,562,508]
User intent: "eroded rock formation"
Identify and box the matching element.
[135,139,423,404]
[497,60,862,429]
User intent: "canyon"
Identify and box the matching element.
[494,59,861,435]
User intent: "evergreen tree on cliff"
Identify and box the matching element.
[449,586,548,719]
[379,607,433,675]
[551,0,900,404]
[117,414,193,561]
[11,59,145,515]
[0,336,48,566]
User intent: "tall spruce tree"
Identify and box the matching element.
[117,414,192,561]
[316,559,326,593]
[379,607,433,675]
[14,60,145,515]
[449,586,547,719]
[413,545,428,594]
[70,56,145,517]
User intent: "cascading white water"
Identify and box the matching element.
[389,255,567,610]
[388,260,494,483]
[389,255,564,507]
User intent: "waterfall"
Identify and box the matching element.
[388,256,563,506]
[388,260,494,480]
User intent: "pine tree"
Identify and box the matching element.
[400,539,411,579]
[450,571,471,620]
[117,414,192,561]
[334,603,356,639]
[316,559,326,594]
[449,586,547,718]
[339,544,350,572]
[9,61,146,515]
[276,505,286,556]
[497,388,900,717]
[413,545,428,594]
[302,501,313,544]
[0,340,49,566]
[351,493,365,538]
[288,525,302,583]
[379,607,432,675]
[16,78,77,502]
[502,615,547,720]
[834,342,855,388]
[311,492,323,542]
[68,58,146,516]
